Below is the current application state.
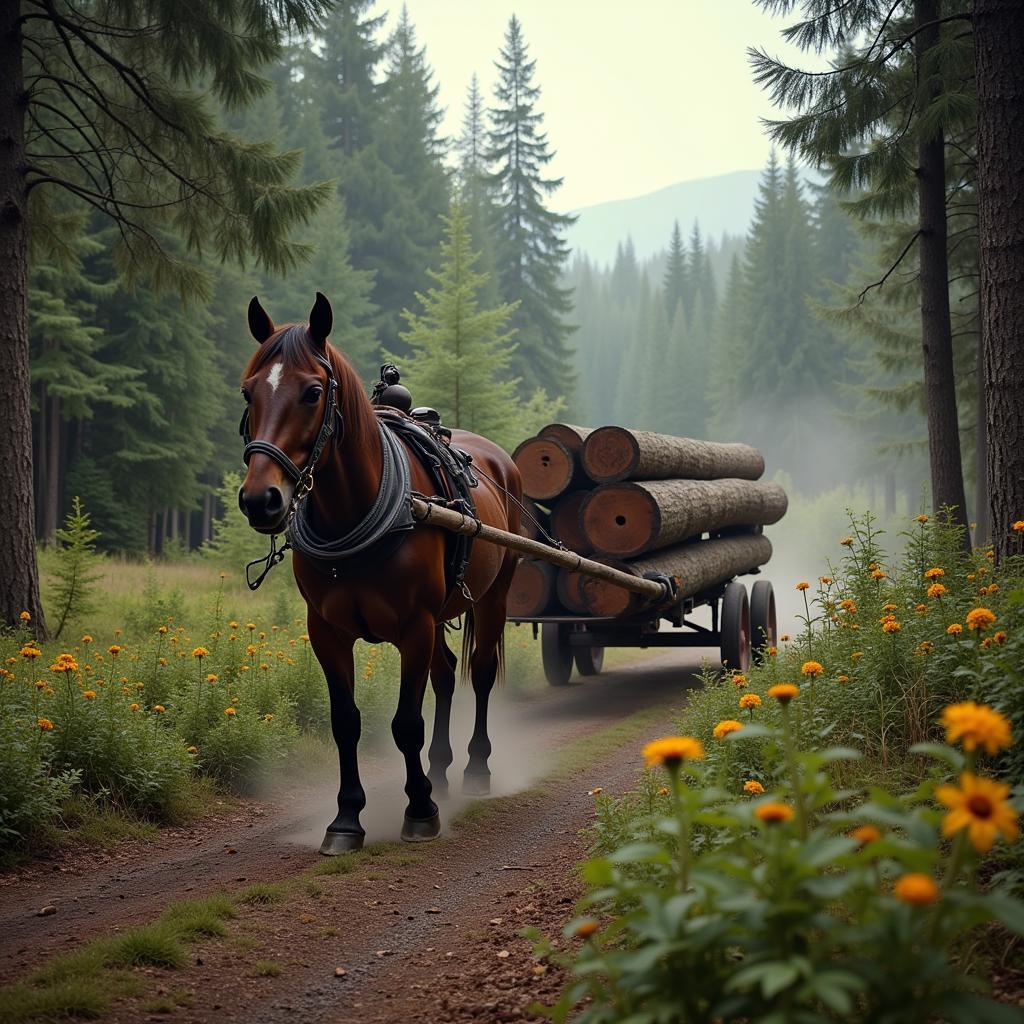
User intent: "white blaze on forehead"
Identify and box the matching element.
[266,362,284,394]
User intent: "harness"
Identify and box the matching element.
[240,357,478,610]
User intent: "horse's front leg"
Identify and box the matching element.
[393,614,441,842]
[427,626,457,795]
[308,616,364,855]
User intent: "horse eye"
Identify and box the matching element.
[301,385,323,405]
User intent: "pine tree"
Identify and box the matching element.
[49,497,103,641]
[485,16,577,401]
[663,222,688,318]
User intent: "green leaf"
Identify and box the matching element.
[990,896,1024,937]
[909,742,965,770]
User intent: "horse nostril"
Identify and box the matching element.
[265,487,284,516]
[238,487,249,515]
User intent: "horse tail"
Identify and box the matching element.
[458,605,506,688]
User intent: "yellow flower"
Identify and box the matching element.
[158,657,168,666]
[739,693,761,710]
[837,673,850,683]
[993,631,1007,645]
[915,514,929,524]
[81,635,93,644]
[795,581,810,591]
[840,536,853,546]
[947,623,963,636]
[157,625,168,635]
[965,607,996,632]
[924,567,945,579]
[851,825,882,846]
[50,653,79,673]
[840,599,857,613]
[259,631,267,641]
[153,705,165,713]
[940,702,1012,755]
[915,603,927,613]
[731,673,748,688]
[657,786,669,796]
[229,621,239,629]
[870,569,885,580]
[246,644,258,657]
[224,707,236,717]
[819,576,833,585]
[129,702,140,711]
[206,673,218,683]
[574,919,600,938]
[893,874,939,905]
[926,583,946,598]
[755,802,794,824]
[937,773,1019,853]
[1012,520,1024,534]
[299,634,310,643]
[82,690,96,699]
[743,780,765,795]
[20,645,40,659]
[642,736,705,767]
[882,620,901,634]
[766,645,778,657]
[191,646,209,658]
[187,745,198,755]
[108,645,121,656]
[259,663,270,671]
[264,714,273,722]
[37,718,54,731]
[20,610,32,622]
[713,719,743,740]
[768,683,799,704]
[246,622,256,631]
[801,661,823,677]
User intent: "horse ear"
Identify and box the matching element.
[247,296,274,344]
[308,292,333,350]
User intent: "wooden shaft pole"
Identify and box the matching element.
[410,496,666,600]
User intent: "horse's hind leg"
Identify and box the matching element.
[427,626,457,795]
[394,613,441,842]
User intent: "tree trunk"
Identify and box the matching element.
[581,478,787,557]
[914,0,969,534]
[43,390,60,543]
[581,426,764,484]
[884,470,896,517]
[149,509,158,557]
[581,534,773,618]
[975,0,1024,561]
[975,326,989,545]
[0,6,46,634]
[36,379,46,536]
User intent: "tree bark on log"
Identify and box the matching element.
[581,535,773,618]
[538,423,594,453]
[507,559,557,617]
[581,479,787,557]
[975,0,1024,561]
[512,436,584,501]
[551,490,594,555]
[581,426,764,484]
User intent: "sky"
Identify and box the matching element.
[386,0,813,212]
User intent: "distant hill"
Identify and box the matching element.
[566,169,762,267]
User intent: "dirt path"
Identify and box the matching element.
[1,650,702,1020]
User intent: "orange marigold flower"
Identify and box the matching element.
[731,673,748,688]
[574,919,600,938]
[246,644,258,657]
[739,693,761,710]
[224,707,236,717]
[768,683,799,704]
[191,646,209,658]
[801,661,823,677]
[1012,520,1024,534]
[882,620,902,634]
[965,607,996,632]
[20,645,41,659]
[129,702,140,711]
[927,583,946,598]
[108,645,121,656]
[870,569,886,580]
[153,705,165,713]
[851,825,882,846]
[246,622,256,631]
[82,690,96,699]
[206,673,218,683]
[940,702,1012,756]
[755,802,794,824]
[993,631,1007,645]
[819,576,833,585]
[779,633,791,642]
[837,674,850,683]
[882,603,897,612]
[263,714,273,722]
[766,646,778,657]
[840,599,857,613]
[19,610,32,622]
[157,625,168,635]
[924,567,945,579]
[936,773,1019,853]
[743,780,765,795]
[642,736,705,768]
[915,603,927,613]
[893,874,939,906]
[915,514,929,524]
[947,623,963,636]
[81,634,93,643]
[37,718,54,731]
[795,581,810,591]
[713,719,744,740]
[840,536,854,546]
[187,746,198,755]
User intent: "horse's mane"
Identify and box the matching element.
[241,325,378,456]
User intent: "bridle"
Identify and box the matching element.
[239,349,344,506]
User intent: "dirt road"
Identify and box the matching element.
[1,649,704,1022]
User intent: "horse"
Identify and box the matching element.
[237,293,522,854]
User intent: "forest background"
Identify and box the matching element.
[25,0,986,568]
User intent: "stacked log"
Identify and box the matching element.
[507,423,785,619]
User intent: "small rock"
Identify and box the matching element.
[37,905,57,917]
[225,848,237,855]
[334,967,347,977]
[497,950,510,959]
[490,918,503,925]
[532,965,547,976]
[426,907,442,914]
[375,950,390,957]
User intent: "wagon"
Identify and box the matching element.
[509,574,777,687]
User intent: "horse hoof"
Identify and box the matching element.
[401,812,441,843]
[462,771,491,797]
[428,775,449,798]
[320,830,364,855]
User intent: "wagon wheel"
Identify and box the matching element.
[720,581,751,673]
[749,580,777,663]
[541,623,574,686]
[574,641,604,676]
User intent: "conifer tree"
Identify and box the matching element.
[663,222,688,318]
[49,497,103,642]
[485,16,577,400]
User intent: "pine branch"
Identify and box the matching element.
[857,229,921,302]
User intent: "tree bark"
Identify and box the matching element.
[975,326,989,545]
[43,390,60,543]
[581,426,764,484]
[581,478,787,557]
[914,0,969,535]
[975,0,1024,561]
[0,6,46,634]
[580,534,773,618]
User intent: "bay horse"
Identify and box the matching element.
[238,293,521,853]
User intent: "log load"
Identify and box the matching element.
[518,498,550,541]
[580,534,773,618]
[550,490,594,556]
[507,558,557,617]
[581,426,764,484]
[512,436,584,501]
[581,479,788,558]
[538,422,594,453]
[556,567,588,614]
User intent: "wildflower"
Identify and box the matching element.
[246,644,257,657]
[574,919,599,938]
[246,622,256,631]
[82,690,96,699]
[819,576,833,585]
[739,693,761,710]
[795,581,810,591]
[947,623,963,636]
[731,673,747,688]
[259,663,271,671]
[299,634,310,643]
[918,641,933,654]
[50,654,79,673]
[882,603,897,612]
[229,621,239,629]
[940,702,1012,756]
[206,673,218,683]
[983,583,999,595]
[224,707,237,717]
[129,703,140,711]
[713,719,743,740]
[264,714,273,722]
[37,718,54,731]
[765,645,778,657]
[915,514,929,524]
[81,635,93,644]
[642,736,705,768]
[187,746,198,755]
[231,696,239,704]
[20,645,40,659]
[967,574,976,582]
[851,825,882,846]
[837,674,850,683]
[882,620,902,634]
[153,705,165,713]
[937,773,1020,853]
[191,646,209,659]
[924,567,945,579]
[801,661,823,677]
[915,603,927,613]
[840,599,857,613]
[158,657,167,666]
[840,536,853,546]
[19,610,32,623]
[993,631,1007,645]
[657,787,669,796]
[768,683,799,704]
[779,633,791,642]
[108,645,121,656]
[893,874,939,906]
[259,631,267,641]
[755,802,794,824]
[870,569,885,580]
[1012,520,1024,534]
[965,607,996,632]
[35,680,45,689]
[157,625,168,636]
[743,780,765,795]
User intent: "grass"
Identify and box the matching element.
[238,882,288,905]
[253,961,282,977]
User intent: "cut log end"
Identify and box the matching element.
[537,423,594,453]
[512,437,576,501]
[507,559,556,617]
[556,568,588,614]
[580,426,639,483]
[550,490,594,556]
[581,484,659,557]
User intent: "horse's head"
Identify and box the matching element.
[238,293,337,533]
